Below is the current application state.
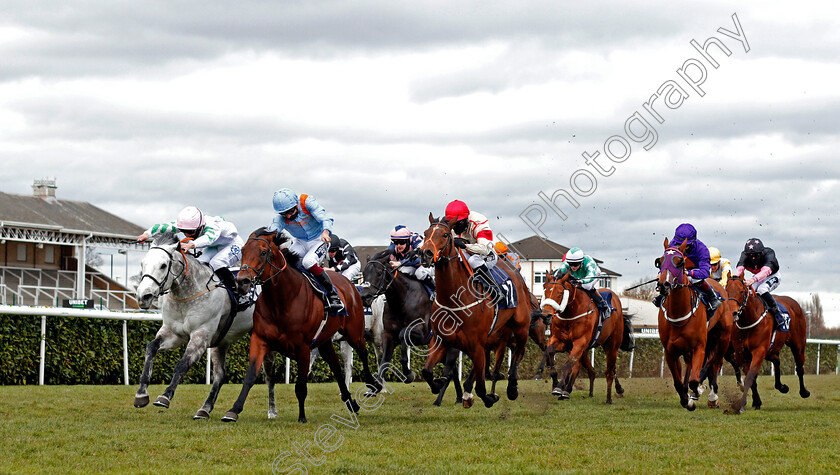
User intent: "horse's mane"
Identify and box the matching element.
[372,249,392,261]
[152,231,180,247]
[251,227,300,268]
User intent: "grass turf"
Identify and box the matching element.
[2,375,839,474]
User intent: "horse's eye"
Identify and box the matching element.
[261,249,268,256]
[159,264,166,270]
[443,233,449,238]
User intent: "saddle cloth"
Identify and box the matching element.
[296,265,348,317]
[478,266,518,309]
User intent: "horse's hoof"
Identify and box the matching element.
[507,385,519,401]
[432,400,442,407]
[298,417,308,424]
[455,398,463,404]
[267,409,277,419]
[708,399,720,409]
[557,390,570,400]
[739,406,746,414]
[134,395,150,408]
[463,393,474,409]
[221,412,238,423]
[687,400,697,411]
[193,409,210,420]
[347,399,361,413]
[800,389,811,398]
[778,384,789,394]
[483,396,497,408]
[153,395,170,408]
[551,387,563,396]
[404,371,416,384]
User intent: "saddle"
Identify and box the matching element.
[473,266,518,309]
[588,290,616,350]
[699,288,723,322]
[296,265,348,318]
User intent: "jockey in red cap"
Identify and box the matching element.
[444,200,501,301]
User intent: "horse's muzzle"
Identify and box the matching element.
[420,249,434,267]
[138,293,155,310]
[236,277,253,296]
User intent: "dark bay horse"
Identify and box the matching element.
[222,228,379,423]
[360,250,463,406]
[655,239,707,410]
[725,275,810,412]
[541,272,624,403]
[418,214,531,409]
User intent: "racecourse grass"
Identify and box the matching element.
[2,375,840,474]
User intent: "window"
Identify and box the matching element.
[17,243,27,262]
[45,246,55,264]
[534,271,546,285]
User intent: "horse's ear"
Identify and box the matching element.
[663,237,669,249]
[428,212,435,224]
[545,272,554,283]
[678,240,688,253]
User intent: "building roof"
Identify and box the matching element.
[507,236,621,277]
[0,190,144,239]
[354,246,390,267]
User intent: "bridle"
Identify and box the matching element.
[138,245,188,298]
[655,247,700,326]
[238,235,287,286]
[362,258,400,299]
[423,221,459,265]
[726,278,766,329]
[542,277,595,321]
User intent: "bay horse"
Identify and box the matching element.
[725,275,809,412]
[540,271,624,403]
[654,239,707,410]
[360,250,463,406]
[222,228,379,423]
[695,283,735,409]
[418,214,531,408]
[133,232,256,419]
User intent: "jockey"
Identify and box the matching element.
[267,188,343,313]
[733,238,789,331]
[388,225,434,290]
[137,206,245,299]
[552,248,610,322]
[326,234,361,283]
[444,199,501,300]
[494,241,521,271]
[708,247,733,288]
[653,223,722,314]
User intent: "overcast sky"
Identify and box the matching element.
[1,1,838,326]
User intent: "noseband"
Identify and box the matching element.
[363,259,399,299]
[424,222,459,264]
[239,236,287,285]
[139,246,188,297]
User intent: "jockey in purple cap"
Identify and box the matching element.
[653,223,722,314]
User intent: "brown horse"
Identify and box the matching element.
[418,214,531,408]
[696,280,735,409]
[725,275,809,412]
[221,228,379,423]
[540,271,624,403]
[654,239,707,410]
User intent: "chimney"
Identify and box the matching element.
[32,178,58,199]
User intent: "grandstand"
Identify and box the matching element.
[0,179,147,310]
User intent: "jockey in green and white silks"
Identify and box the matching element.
[267,188,344,313]
[138,206,245,298]
[552,247,610,321]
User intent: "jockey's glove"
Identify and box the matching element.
[453,237,467,249]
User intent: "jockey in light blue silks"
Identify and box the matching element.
[654,223,722,315]
[552,247,610,322]
[138,206,245,299]
[388,225,435,290]
[267,188,344,313]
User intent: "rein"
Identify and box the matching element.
[139,246,188,297]
[363,258,401,299]
[543,280,594,321]
[728,281,767,330]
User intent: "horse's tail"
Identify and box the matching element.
[620,312,636,352]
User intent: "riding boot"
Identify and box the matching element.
[759,292,790,331]
[473,264,501,304]
[583,287,611,322]
[422,275,436,291]
[315,271,345,314]
[652,294,664,308]
[695,279,722,314]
